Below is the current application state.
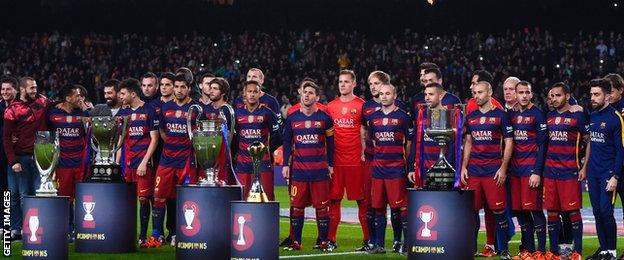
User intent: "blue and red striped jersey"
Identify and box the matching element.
[587,105,624,179]
[234,105,279,174]
[235,92,282,124]
[46,107,88,169]
[282,109,334,182]
[544,110,588,180]
[159,99,200,169]
[509,105,547,177]
[118,103,158,170]
[367,107,414,179]
[362,99,408,161]
[465,107,513,177]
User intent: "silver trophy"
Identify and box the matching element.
[34,131,60,196]
[423,108,458,190]
[84,116,128,182]
[187,104,226,186]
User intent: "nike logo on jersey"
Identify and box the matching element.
[294,123,303,128]
[495,202,503,206]
[568,201,577,206]
[523,202,532,206]
[395,200,403,205]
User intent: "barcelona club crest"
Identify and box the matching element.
[350,108,357,115]
[257,116,264,123]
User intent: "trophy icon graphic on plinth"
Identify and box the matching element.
[34,131,60,196]
[246,141,270,202]
[423,108,459,190]
[84,116,128,182]
[187,104,227,186]
[420,211,433,238]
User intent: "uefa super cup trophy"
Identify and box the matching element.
[246,141,269,202]
[423,108,458,190]
[84,116,128,182]
[34,131,60,196]
[187,104,226,186]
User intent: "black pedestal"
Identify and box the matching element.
[230,201,279,259]
[22,196,70,260]
[74,182,137,253]
[406,189,475,260]
[176,185,242,260]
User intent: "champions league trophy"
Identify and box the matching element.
[246,141,269,202]
[187,104,226,186]
[423,108,459,190]
[84,116,128,182]
[34,131,60,196]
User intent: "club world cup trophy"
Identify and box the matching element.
[423,108,459,190]
[34,131,60,196]
[187,104,226,186]
[84,116,128,182]
[246,141,269,202]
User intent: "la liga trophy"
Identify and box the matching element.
[187,104,226,186]
[34,131,60,196]
[423,108,458,190]
[246,141,269,202]
[84,116,128,182]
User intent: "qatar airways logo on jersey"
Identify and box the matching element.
[56,127,81,138]
[241,129,262,139]
[472,130,493,141]
[590,131,605,143]
[375,132,395,142]
[549,131,568,141]
[166,123,188,134]
[333,118,355,128]
[128,126,145,137]
[514,130,528,141]
[296,134,320,144]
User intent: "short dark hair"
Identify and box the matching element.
[76,85,89,99]
[58,85,80,101]
[19,76,35,88]
[424,82,444,91]
[174,73,192,87]
[472,70,493,84]
[301,81,320,95]
[339,70,356,81]
[208,77,231,101]
[243,80,261,90]
[423,68,442,80]
[419,62,439,71]
[119,78,142,95]
[604,73,624,91]
[589,78,612,94]
[199,72,216,84]
[516,80,532,90]
[103,79,121,92]
[1,77,18,90]
[176,67,194,85]
[140,72,158,83]
[550,82,571,95]
[160,72,176,84]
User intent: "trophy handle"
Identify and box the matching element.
[186,104,203,141]
[112,116,129,155]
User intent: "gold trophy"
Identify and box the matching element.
[246,141,269,202]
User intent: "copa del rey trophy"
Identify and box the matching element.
[84,116,128,182]
[423,108,458,190]
[34,131,60,196]
[246,141,269,202]
[187,104,226,186]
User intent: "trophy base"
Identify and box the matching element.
[35,189,58,197]
[87,164,124,182]
[424,156,457,191]
[246,191,269,203]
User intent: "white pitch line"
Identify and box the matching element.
[280,251,365,259]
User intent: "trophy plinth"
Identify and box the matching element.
[188,104,227,187]
[246,141,269,202]
[34,131,60,196]
[85,116,127,182]
[424,108,457,190]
